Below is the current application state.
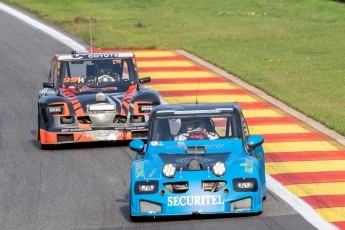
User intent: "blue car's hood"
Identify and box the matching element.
[147,139,242,154]
[158,153,230,170]
[144,139,245,167]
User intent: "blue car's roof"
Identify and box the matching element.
[150,102,242,118]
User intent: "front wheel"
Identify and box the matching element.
[40,143,55,150]
[38,113,55,150]
[37,114,41,141]
[130,214,143,222]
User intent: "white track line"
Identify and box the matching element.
[0,2,87,52]
[0,2,338,229]
[266,174,337,230]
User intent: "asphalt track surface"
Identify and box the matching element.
[0,6,317,230]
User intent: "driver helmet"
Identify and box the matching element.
[95,60,113,77]
[181,118,203,132]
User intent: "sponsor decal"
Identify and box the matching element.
[166,144,223,150]
[175,157,214,165]
[166,142,186,150]
[71,55,83,59]
[135,161,145,179]
[174,110,222,114]
[205,144,224,149]
[95,131,118,141]
[151,141,158,146]
[88,53,119,58]
[61,128,92,132]
[113,126,145,131]
[72,53,134,59]
[151,141,164,147]
[167,195,224,206]
[240,159,254,174]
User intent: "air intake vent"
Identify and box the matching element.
[77,116,92,124]
[57,134,73,143]
[164,182,189,193]
[187,146,206,154]
[202,180,226,192]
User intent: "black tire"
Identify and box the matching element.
[38,110,55,150]
[130,214,142,222]
[37,114,41,141]
[40,144,54,150]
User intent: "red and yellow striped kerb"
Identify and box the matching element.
[133,50,345,229]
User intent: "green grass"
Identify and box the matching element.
[4,0,345,135]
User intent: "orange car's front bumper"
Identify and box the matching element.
[38,129,148,144]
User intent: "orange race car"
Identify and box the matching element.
[37,51,161,149]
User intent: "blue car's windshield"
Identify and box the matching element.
[151,115,240,141]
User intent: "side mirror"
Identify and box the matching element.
[129,139,145,155]
[43,82,54,88]
[139,77,151,84]
[246,135,264,152]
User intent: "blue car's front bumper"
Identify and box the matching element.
[130,179,263,217]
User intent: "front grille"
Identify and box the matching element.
[132,131,148,139]
[130,115,144,123]
[77,116,91,124]
[60,116,74,124]
[202,181,226,192]
[114,115,127,123]
[164,182,189,193]
[57,134,73,143]
[187,146,206,154]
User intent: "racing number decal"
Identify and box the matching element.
[63,77,84,83]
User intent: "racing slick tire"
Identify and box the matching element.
[37,113,55,150]
[130,214,142,222]
[40,143,55,150]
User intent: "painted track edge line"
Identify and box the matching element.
[0,2,88,52]
[266,174,338,230]
[175,50,345,147]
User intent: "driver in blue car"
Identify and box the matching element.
[174,118,219,141]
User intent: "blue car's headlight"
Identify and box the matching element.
[212,161,226,177]
[233,178,258,192]
[134,181,159,194]
[162,163,176,178]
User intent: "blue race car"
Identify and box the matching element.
[129,102,266,221]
